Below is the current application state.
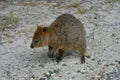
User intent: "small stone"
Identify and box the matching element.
[48,70,53,74]
[96,73,101,79]
[28,59,31,61]
[97,59,102,65]
[104,64,109,67]
[118,61,120,64]
[39,64,44,68]
[4,70,10,76]
[24,64,29,67]
[44,71,52,78]
[39,78,46,80]
[80,70,85,74]
[31,65,34,68]
[8,64,11,66]
[31,75,35,79]
[115,60,120,64]
[86,55,91,58]
[53,68,60,73]
[112,33,115,37]
[91,58,95,61]
[75,62,78,65]
[104,48,106,51]
[71,77,74,79]
[117,41,119,44]
[94,17,97,19]
[115,60,118,62]
[109,63,115,66]
[77,70,81,73]
[62,64,67,66]
[81,72,85,74]
[7,71,10,75]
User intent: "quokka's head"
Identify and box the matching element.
[30,25,49,48]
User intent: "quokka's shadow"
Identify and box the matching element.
[30,47,51,63]
[21,47,83,65]
[32,49,82,63]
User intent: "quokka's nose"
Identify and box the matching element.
[30,44,34,48]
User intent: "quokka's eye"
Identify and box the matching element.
[35,40,39,43]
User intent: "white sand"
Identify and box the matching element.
[0,0,120,80]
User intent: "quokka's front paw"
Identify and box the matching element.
[48,52,54,59]
[55,49,64,63]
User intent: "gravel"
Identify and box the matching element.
[0,0,120,80]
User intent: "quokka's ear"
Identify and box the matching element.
[37,24,40,28]
[36,24,44,30]
[43,27,48,32]
[37,24,43,28]
[37,24,39,27]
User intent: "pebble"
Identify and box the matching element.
[77,70,81,73]
[44,72,51,78]
[71,77,74,79]
[31,75,35,79]
[106,67,120,80]
[53,68,60,73]
[44,69,60,78]
[104,64,109,67]
[48,70,53,75]
[39,78,46,80]
[8,64,11,66]
[76,70,85,74]
[91,58,96,61]
[6,71,10,76]
[31,65,35,68]
[86,55,91,58]
[39,64,45,68]
[115,60,120,64]
[118,61,120,64]
[97,59,102,65]
[75,62,78,65]
[62,64,67,66]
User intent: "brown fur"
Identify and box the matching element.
[30,13,87,63]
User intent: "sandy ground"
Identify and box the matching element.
[0,0,120,80]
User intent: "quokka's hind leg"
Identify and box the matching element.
[81,55,85,64]
[55,49,64,63]
[79,48,86,64]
